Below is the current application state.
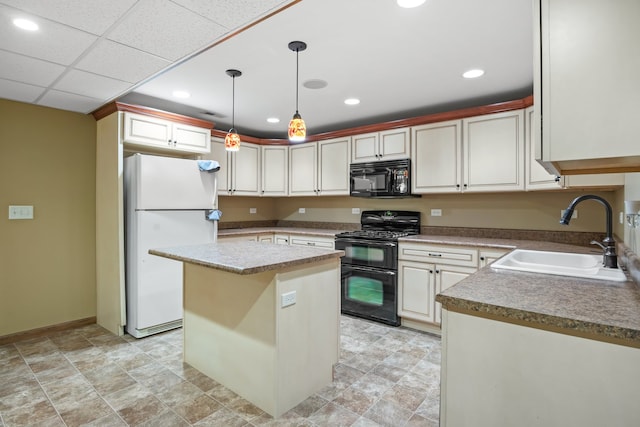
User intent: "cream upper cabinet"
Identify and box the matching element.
[526,106,563,190]
[207,138,260,196]
[261,145,288,196]
[525,107,625,191]
[412,120,462,193]
[463,109,525,192]
[534,0,640,174]
[351,128,410,163]
[412,110,525,194]
[122,112,210,154]
[289,137,350,196]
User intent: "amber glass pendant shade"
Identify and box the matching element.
[225,129,240,151]
[288,113,306,142]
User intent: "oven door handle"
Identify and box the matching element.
[344,265,396,275]
[335,238,397,247]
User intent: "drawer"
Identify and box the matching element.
[398,243,478,267]
[289,236,335,249]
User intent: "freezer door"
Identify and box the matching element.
[127,154,218,210]
[126,210,216,335]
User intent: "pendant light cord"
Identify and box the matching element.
[231,75,235,128]
[295,48,300,114]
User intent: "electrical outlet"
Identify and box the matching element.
[352,208,360,215]
[249,207,257,214]
[560,209,578,219]
[430,209,442,217]
[281,291,296,307]
[298,208,306,214]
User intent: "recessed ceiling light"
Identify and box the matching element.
[397,0,426,8]
[172,90,190,99]
[13,18,39,31]
[267,118,280,124]
[463,69,485,79]
[344,98,360,106]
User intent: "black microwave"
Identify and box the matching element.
[350,159,414,198]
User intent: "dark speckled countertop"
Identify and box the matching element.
[184,226,640,347]
[150,241,344,275]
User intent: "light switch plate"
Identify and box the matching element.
[352,208,360,215]
[9,205,34,220]
[249,207,257,214]
[430,209,442,217]
[298,208,306,214]
[281,291,296,307]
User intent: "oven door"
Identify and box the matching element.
[341,264,399,326]
[334,238,397,269]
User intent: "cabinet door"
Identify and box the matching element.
[398,260,436,323]
[463,110,525,192]
[479,249,510,268]
[172,122,211,153]
[434,265,475,323]
[122,113,172,148]
[379,128,410,160]
[206,138,230,195]
[230,142,260,196]
[525,107,563,190]
[318,137,350,195]
[289,144,317,196]
[537,0,640,172]
[412,120,462,193]
[258,234,274,243]
[274,234,290,245]
[261,145,288,196]
[351,133,378,163]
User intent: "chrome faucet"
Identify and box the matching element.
[559,194,618,269]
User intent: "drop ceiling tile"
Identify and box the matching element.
[0,4,98,66]
[54,69,131,101]
[38,89,103,114]
[0,79,45,103]
[0,0,137,35]
[107,0,228,61]
[75,39,171,84]
[0,50,66,86]
[173,0,291,28]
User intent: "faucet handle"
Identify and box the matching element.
[590,240,606,251]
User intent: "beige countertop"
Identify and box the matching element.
[218,227,346,238]
[150,241,344,275]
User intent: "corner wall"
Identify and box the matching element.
[0,100,97,336]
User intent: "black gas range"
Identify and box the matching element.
[335,210,421,326]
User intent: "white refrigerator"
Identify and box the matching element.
[124,154,219,338]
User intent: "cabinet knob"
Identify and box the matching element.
[456,184,460,188]
[480,256,485,261]
[435,269,440,274]
[429,270,434,274]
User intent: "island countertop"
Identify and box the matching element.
[150,240,344,275]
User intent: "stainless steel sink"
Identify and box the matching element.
[490,249,627,282]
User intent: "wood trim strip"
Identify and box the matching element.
[92,102,215,129]
[0,316,97,345]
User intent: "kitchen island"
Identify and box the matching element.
[150,241,344,418]
[436,245,640,427]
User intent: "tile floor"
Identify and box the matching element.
[0,315,441,426]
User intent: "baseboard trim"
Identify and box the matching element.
[0,316,97,346]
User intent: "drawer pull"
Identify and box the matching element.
[428,253,442,257]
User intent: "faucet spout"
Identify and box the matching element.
[560,195,617,269]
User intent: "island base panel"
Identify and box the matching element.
[183,259,340,418]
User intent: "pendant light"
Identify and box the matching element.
[288,41,307,142]
[224,69,242,151]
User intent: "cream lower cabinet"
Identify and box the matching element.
[412,110,525,194]
[398,243,478,326]
[289,137,350,196]
[122,112,210,154]
[351,128,410,163]
[207,138,260,196]
[478,248,510,268]
[289,235,335,249]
